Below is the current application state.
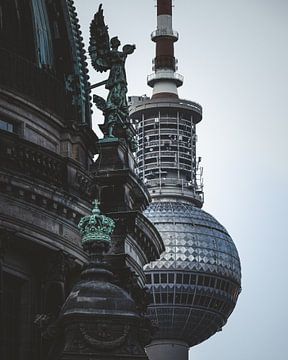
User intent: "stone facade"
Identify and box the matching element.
[0,1,164,359]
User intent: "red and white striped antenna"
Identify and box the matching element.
[148,0,183,99]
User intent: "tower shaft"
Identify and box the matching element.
[146,340,189,360]
[154,0,175,72]
[148,0,183,99]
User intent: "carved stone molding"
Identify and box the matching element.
[80,323,130,350]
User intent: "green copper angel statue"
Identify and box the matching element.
[89,4,135,139]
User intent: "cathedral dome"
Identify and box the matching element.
[62,267,138,320]
[144,200,241,346]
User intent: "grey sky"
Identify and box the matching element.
[74,1,288,359]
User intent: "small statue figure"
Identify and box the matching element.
[89,4,136,144]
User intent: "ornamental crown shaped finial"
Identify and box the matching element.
[78,200,115,249]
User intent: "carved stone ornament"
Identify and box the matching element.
[80,323,130,350]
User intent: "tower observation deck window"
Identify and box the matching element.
[155,293,160,303]
[162,293,168,303]
[147,272,238,301]
[146,274,152,283]
[183,274,190,284]
[153,273,160,284]
[182,293,188,304]
[168,293,174,303]
[190,275,196,284]
[176,273,182,283]
[168,273,175,283]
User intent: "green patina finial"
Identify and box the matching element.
[91,199,101,214]
[78,200,115,249]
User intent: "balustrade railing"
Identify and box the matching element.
[0,130,67,188]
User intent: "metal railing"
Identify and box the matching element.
[145,178,204,202]
[151,29,179,40]
[147,71,184,86]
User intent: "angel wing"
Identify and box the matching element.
[93,94,107,113]
[89,4,111,72]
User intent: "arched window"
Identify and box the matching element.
[31,0,53,68]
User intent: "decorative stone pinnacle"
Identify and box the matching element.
[78,200,115,251]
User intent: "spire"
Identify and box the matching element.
[148,0,183,99]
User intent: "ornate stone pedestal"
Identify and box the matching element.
[57,202,152,360]
[50,132,164,359]
[60,260,151,360]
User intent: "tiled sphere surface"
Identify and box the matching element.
[144,201,241,346]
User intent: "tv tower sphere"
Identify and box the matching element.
[129,1,241,359]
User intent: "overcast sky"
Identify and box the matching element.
[74,1,288,359]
